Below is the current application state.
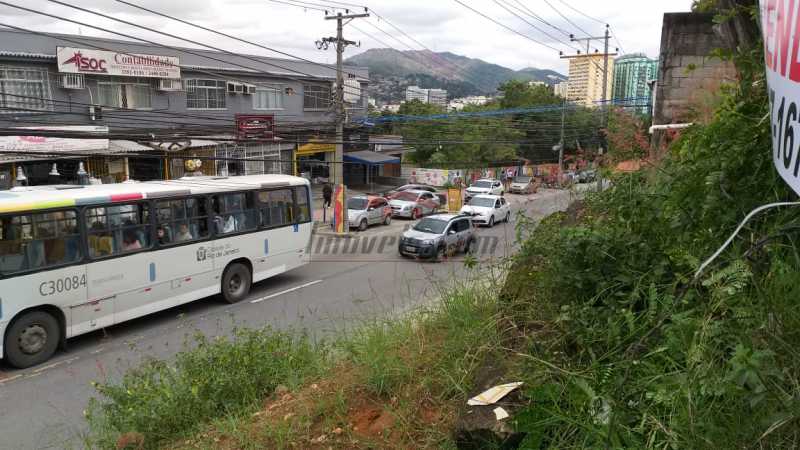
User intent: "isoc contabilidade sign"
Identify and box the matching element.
[762,0,800,195]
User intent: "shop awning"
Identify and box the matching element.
[343,150,400,166]
[109,140,154,153]
[296,142,335,157]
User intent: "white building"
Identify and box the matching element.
[405,85,448,107]
[554,81,569,98]
[427,89,448,107]
[405,85,428,102]
[448,95,490,111]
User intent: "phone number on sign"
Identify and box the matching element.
[770,88,800,178]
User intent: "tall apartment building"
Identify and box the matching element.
[566,54,615,107]
[612,53,658,114]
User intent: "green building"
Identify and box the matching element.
[612,54,658,115]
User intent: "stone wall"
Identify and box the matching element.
[653,13,738,148]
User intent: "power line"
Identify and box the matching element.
[492,0,576,49]
[451,0,563,53]
[114,0,354,80]
[554,0,606,25]
[8,0,365,97]
[541,0,594,38]
[507,0,571,38]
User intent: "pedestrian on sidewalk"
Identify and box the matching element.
[322,183,333,209]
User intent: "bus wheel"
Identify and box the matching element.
[4,310,60,369]
[222,262,252,304]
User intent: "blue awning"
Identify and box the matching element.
[343,150,400,166]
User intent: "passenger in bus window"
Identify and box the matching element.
[176,223,193,242]
[157,226,171,245]
[122,230,142,251]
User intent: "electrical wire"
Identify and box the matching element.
[492,0,577,50]
[36,0,364,97]
[694,202,800,280]
[541,0,594,38]
[451,0,562,53]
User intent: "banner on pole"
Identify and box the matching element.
[447,188,463,212]
[332,184,347,234]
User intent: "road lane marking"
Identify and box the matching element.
[250,280,323,304]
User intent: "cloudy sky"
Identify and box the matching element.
[0,0,693,73]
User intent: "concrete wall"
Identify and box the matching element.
[653,13,737,132]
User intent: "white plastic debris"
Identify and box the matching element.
[493,406,510,421]
[467,382,523,406]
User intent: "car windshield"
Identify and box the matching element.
[469,197,495,207]
[347,198,368,210]
[413,218,448,234]
[513,176,532,183]
[472,181,492,188]
[392,192,419,201]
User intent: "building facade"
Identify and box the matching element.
[566,54,615,107]
[405,85,448,107]
[553,81,569,98]
[612,53,658,114]
[0,29,369,188]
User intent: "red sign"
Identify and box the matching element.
[235,114,275,141]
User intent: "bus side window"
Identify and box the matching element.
[294,186,310,223]
[86,204,151,258]
[214,193,258,235]
[0,210,81,274]
[157,197,209,245]
[258,189,294,228]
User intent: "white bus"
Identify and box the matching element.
[0,174,312,368]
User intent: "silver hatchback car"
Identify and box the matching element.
[398,214,476,260]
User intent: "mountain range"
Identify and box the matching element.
[345,48,566,103]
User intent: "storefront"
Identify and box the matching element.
[294,142,335,182]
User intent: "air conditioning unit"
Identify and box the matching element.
[227,81,245,94]
[61,73,85,90]
[158,79,182,91]
[243,84,256,95]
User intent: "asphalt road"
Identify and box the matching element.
[0,189,572,450]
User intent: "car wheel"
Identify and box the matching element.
[488,216,495,227]
[359,219,368,231]
[434,245,446,262]
[4,310,60,369]
[383,215,392,226]
[222,262,252,304]
[464,238,475,255]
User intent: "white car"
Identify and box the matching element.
[388,189,441,219]
[465,179,504,199]
[459,194,511,227]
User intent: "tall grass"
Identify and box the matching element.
[85,328,325,449]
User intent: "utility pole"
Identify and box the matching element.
[560,26,616,191]
[558,96,566,187]
[317,10,369,187]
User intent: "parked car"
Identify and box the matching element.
[465,179,504,200]
[388,189,441,219]
[459,194,511,227]
[508,175,537,194]
[348,195,392,231]
[398,214,476,260]
[386,184,437,196]
[577,170,597,183]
